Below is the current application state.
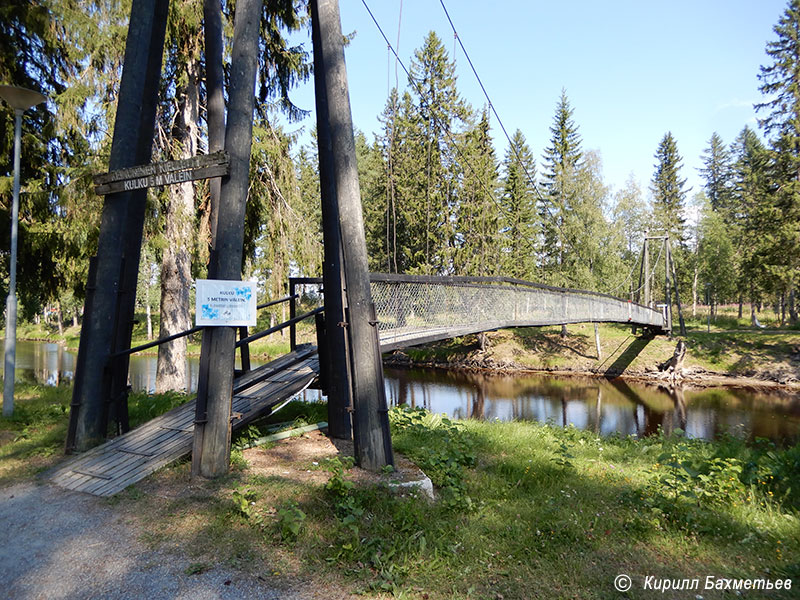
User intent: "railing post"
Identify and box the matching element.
[289,279,297,351]
[314,312,329,395]
[238,326,251,373]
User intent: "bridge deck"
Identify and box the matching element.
[47,348,319,496]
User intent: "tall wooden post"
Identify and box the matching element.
[311,1,352,441]
[643,236,651,308]
[311,0,393,470]
[633,234,647,335]
[667,237,687,336]
[664,237,673,335]
[192,0,261,478]
[191,0,227,478]
[66,0,169,452]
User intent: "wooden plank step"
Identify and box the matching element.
[46,352,320,497]
[233,345,316,394]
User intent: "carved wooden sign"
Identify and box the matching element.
[93,151,229,195]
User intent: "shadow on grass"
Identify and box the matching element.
[518,328,596,360]
[602,334,653,377]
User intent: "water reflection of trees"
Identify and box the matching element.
[383,366,800,443]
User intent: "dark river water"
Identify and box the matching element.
[4,340,799,444]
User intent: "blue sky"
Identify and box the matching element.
[286,0,788,203]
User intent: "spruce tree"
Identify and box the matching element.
[453,109,500,276]
[541,89,583,286]
[406,31,467,273]
[500,129,539,280]
[699,132,734,215]
[756,0,800,321]
[731,126,772,317]
[650,132,688,245]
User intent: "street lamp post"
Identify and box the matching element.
[0,85,46,417]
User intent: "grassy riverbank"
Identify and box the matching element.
[1,388,798,599]
[391,319,800,387]
[9,306,800,386]
[12,314,318,362]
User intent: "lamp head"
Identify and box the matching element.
[0,84,47,111]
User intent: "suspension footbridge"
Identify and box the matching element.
[48,274,664,496]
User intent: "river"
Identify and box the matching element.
[4,340,799,444]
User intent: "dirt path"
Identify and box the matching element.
[0,481,323,600]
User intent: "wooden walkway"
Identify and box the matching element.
[47,347,319,496]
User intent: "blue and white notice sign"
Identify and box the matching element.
[195,279,257,327]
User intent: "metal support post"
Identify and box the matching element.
[643,236,651,309]
[664,237,673,335]
[667,237,687,336]
[289,279,297,351]
[594,322,602,360]
[2,109,22,417]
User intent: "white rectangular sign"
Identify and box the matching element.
[195,279,257,327]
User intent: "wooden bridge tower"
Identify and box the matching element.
[66,0,393,473]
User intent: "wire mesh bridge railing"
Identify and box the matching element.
[290,273,666,352]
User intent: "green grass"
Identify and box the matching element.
[0,383,193,485]
[0,383,72,483]
[2,384,799,598]
[119,403,800,599]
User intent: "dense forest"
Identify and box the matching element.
[2,0,800,390]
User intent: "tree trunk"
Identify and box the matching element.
[146,301,153,340]
[72,313,78,328]
[560,323,568,338]
[658,340,686,378]
[56,301,64,337]
[780,291,786,327]
[691,266,698,318]
[738,294,743,319]
[156,52,200,393]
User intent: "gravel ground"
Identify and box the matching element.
[0,481,330,600]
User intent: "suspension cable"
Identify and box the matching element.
[437,0,596,281]
[360,0,504,215]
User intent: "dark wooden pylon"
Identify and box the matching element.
[66,0,170,452]
[633,232,686,337]
[191,0,262,478]
[190,0,226,478]
[311,0,393,470]
[311,3,352,441]
[666,237,687,336]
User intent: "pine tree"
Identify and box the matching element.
[155,0,204,392]
[650,132,688,245]
[0,0,97,319]
[499,129,539,280]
